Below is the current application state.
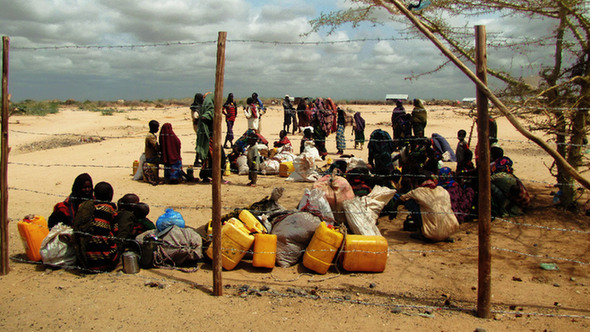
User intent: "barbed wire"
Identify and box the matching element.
[10,34,581,51]
[9,221,590,266]
[11,124,590,150]
[8,254,590,320]
[494,217,590,234]
[5,156,583,190]
[8,186,590,237]
[10,105,590,114]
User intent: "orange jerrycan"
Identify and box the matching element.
[252,233,277,269]
[340,234,388,272]
[238,210,267,234]
[206,221,254,270]
[18,215,49,261]
[302,222,343,274]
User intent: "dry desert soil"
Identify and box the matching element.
[1,103,589,331]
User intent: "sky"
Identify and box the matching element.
[0,0,562,102]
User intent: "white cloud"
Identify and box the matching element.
[0,0,569,101]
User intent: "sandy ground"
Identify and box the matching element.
[1,103,589,331]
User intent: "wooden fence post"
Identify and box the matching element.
[212,31,227,296]
[475,25,492,319]
[1,36,10,275]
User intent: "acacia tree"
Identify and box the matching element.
[310,0,590,209]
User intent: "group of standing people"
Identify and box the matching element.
[144,119,192,184]
[281,96,366,158]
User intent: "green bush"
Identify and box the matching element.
[10,100,59,116]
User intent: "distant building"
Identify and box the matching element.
[461,97,476,103]
[385,94,409,101]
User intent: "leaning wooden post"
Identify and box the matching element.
[475,25,492,319]
[212,31,227,296]
[1,36,10,275]
[381,0,590,190]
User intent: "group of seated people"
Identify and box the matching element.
[48,173,155,272]
[328,127,529,242]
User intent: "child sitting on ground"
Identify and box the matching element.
[73,182,119,272]
[274,130,291,148]
[300,128,313,154]
[133,202,156,236]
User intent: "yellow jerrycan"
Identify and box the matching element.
[340,234,388,272]
[302,222,343,274]
[18,215,49,262]
[252,233,277,269]
[238,210,267,234]
[206,221,254,270]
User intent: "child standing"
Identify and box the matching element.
[455,129,470,172]
[244,97,259,132]
[222,93,237,148]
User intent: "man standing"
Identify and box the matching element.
[282,95,294,134]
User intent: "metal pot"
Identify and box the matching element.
[122,251,140,274]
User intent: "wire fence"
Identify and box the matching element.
[8,252,589,320]
[4,35,590,322]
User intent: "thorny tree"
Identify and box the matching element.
[310,0,590,209]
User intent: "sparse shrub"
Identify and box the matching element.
[9,100,59,116]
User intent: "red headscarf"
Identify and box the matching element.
[159,123,182,164]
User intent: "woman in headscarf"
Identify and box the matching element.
[490,154,530,217]
[438,167,475,224]
[410,98,427,137]
[325,98,338,134]
[190,93,204,166]
[48,173,94,228]
[222,93,237,149]
[391,100,406,150]
[353,112,366,150]
[336,107,346,154]
[196,93,227,183]
[312,110,329,160]
[296,98,309,131]
[159,123,186,184]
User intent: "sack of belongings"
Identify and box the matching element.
[360,185,397,222]
[136,225,203,269]
[271,211,323,267]
[312,174,355,224]
[40,223,77,267]
[287,152,321,182]
[261,159,280,175]
[298,188,334,220]
[156,208,185,232]
[342,198,382,236]
[237,155,249,175]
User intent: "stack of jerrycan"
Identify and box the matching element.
[340,234,388,272]
[206,209,276,270]
[206,217,254,270]
[17,215,49,262]
[239,210,276,269]
[303,222,344,274]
